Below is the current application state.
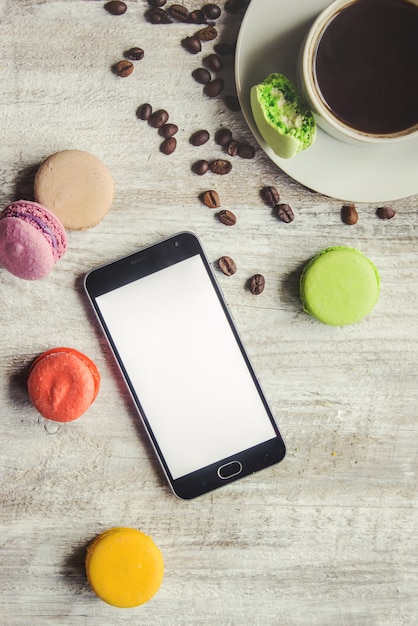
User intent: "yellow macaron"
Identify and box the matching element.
[85,527,164,608]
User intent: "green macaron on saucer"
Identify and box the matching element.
[300,246,380,326]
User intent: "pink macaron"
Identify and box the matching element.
[0,200,67,280]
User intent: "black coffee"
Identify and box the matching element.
[314,0,418,135]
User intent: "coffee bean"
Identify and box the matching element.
[204,78,224,97]
[149,109,169,128]
[182,35,202,54]
[149,0,167,6]
[197,25,218,41]
[192,68,212,84]
[137,102,152,120]
[189,9,206,24]
[160,137,177,155]
[218,209,236,226]
[201,190,220,208]
[261,186,280,207]
[168,4,189,22]
[115,60,134,77]
[203,53,223,72]
[215,127,232,146]
[277,203,295,223]
[213,42,234,56]
[190,129,210,146]
[145,7,172,23]
[238,144,255,159]
[105,1,127,15]
[341,203,358,225]
[210,159,232,175]
[192,160,209,175]
[125,47,144,61]
[159,123,178,138]
[224,95,241,111]
[250,274,265,295]
[227,140,240,157]
[191,129,209,146]
[218,256,237,276]
[203,3,222,20]
[376,206,396,220]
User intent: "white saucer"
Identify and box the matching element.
[235,0,418,202]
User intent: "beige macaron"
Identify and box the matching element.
[34,150,114,230]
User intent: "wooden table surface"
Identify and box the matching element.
[1,1,417,625]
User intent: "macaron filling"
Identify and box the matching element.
[251,73,316,158]
[1,201,67,259]
[5,209,59,255]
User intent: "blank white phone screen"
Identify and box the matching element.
[96,254,276,479]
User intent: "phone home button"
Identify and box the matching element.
[217,460,243,480]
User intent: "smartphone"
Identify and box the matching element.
[84,232,286,499]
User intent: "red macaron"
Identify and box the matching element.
[28,348,100,422]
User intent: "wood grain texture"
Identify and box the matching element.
[0,1,417,625]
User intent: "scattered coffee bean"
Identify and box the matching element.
[218,209,237,226]
[261,186,280,208]
[210,159,232,175]
[218,256,237,276]
[224,95,241,111]
[148,0,167,7]
[115,59,134,77]
[376,206,396,220]
[192,67,212,84]
[145,7,172,23]
[203,53,223,72]
[125,47,144,61]
[182,35,202,54]
[227,140,240,157]
[137,102,152,120]
[341,203,358,225]
[250,273,265,295]
[213,42,234,56]
[105,1,127,15]
[192,160,210,175]
[189,9,206,24]
[197,25,218,41]
[204,78,224,97]
[201,190,220,208]
[159,123,178,138]
[277,203,295,223]
[160,137,177,155]
[149,109,169,128]
[238,144,255,159]
[215,127,232,146]
[190,129,210,146]
[168,4,189,22]
[203,4,222,20]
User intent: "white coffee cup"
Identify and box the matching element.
[298,0,418,145]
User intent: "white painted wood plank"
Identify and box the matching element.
[0,2,417,625]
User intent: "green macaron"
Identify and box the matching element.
[300,246,380,326]
[250,73,316,159]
